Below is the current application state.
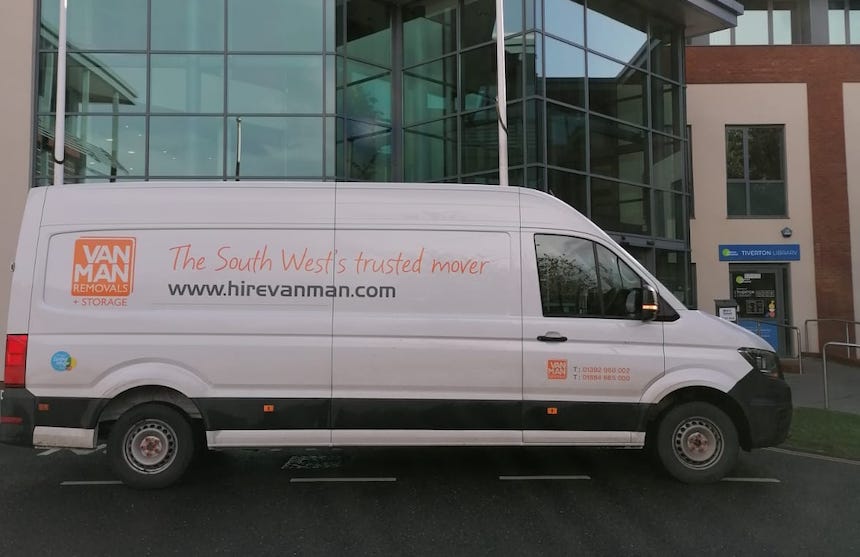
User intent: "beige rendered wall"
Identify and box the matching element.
[0,2,35,337]
[687,83,817,349]
[846,84,860,327]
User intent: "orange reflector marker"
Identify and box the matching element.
[263,404,275,413]
[547,407,558,415]
[37,403,50,412]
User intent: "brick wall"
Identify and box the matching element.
[687,46,860,351]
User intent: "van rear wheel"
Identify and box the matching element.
[655,401,739,484]
[108,403,194,489]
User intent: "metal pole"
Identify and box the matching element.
[53,0,68,186]
[823,343,829,409]
[495,0,509,187]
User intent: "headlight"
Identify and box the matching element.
[739,348,783,379]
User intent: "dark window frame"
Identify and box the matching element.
[725,124,787,218]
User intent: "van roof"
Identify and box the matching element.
[38,181,605,236]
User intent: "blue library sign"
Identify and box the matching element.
[719,244,800,262]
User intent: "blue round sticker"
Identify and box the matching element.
[51,351,73,372]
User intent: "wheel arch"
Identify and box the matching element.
[96,385,204,442]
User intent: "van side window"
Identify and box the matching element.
[535,235,643,319]
[535,235,601,317]
[596,244,642,317]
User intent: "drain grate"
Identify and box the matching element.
[283,454,344,470]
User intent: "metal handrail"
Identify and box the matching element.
[804,319,860,359]
[739,319,803,374]
[821,341,860,409]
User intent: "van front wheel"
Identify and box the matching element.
[655,402,739,484]
[108,403,194,489]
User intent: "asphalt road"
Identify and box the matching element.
[1,444,858,556]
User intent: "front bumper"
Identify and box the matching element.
[0,387,35,446]
[729,370,793,449]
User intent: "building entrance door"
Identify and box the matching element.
[729,264,791,356]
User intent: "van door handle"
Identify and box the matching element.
[537,332,568,343]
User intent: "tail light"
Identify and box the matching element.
[4,334,27,387]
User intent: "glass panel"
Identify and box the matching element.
[42,0,147,51]
[725,128,744,180]
[546,103,586,172]
[524,100,544,166]
[228,55,323,114]
[590,178,650,234]
[227,117,323,177]
[404,118,457,182]
[507,102,524,167]
[772,8,793,45]
[342,120,391,180]
[652,134,683,191]
[596,244,642,317]
[709,29,732,45]
[403,56,457,125]
[461,0,523,49]
[151,55,224,113]
[652,77,682,137]
[585,0,647,67]
[525,33,542,97]
[326,55,336,114]
[325,116,336,176]
[345,61,392,123]
[544,37,585,108]
[747,127,784,180]
[345,0,391,67]
[403,0,457,67]
[656,250,688,306]
[40,53,147,114]
[535,234,601,317]
[228,0,323,52]
[326,0,336,52]
[462,108,499,174]
[461,41,523,110]
[152,0,224,51]
[651,23,681,81]
[750,182,787,216]
[830,2,847,44]
[653,191,685,240]
[850,1,860,44]
[149,117,224,177]
[462,172,500,184]
[588,53,646,127]
[544,0,584,45]
[589,115,648,185]
[727,181,747,216]
[735,9,769,45]
[546,169,587,214]
[37,114,146,179]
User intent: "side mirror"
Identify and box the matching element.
[626,285,659,321]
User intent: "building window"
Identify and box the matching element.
[725,126,786,217]
[707,0,809,45]
[829,1,860,44]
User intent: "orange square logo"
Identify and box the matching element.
[71,237,136,297]
[547,359,568,380]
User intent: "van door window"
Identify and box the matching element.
[596,244,643,317]
[535,235,642,319]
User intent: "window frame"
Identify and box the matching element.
[707,0,808,45]
[725,124,787,219]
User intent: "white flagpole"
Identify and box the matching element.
[53,0,68,185]
[495,0,509,187]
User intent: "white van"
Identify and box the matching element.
[1,182,791,488]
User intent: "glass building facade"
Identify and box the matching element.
[34,0,692,304]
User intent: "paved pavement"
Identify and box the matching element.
[785,356,860,414]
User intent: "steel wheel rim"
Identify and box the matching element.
[672,416,723,470]
[123,418,178,475]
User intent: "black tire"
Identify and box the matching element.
[655,401,739,484]
[108,403,194,489]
